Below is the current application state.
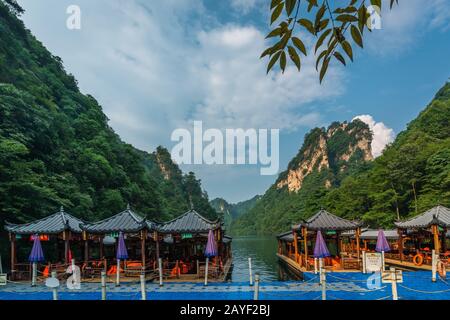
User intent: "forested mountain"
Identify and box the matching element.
[0,0,216,244]
[210,195,261,230]
[232,82,450,235]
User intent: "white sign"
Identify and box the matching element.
[0,274,7,286]
[365,252,382,272]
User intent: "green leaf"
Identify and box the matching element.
[336,14,358,23]
[267,51,282,74]
[280,51,287,73]
[350,25,363,48]
[315,28,332,53]
[297,19,315,35]
[271,3,284,25]
[288,46,301,71]
[271,0,283,9]
[333,51,346,66]
[285,0,297,17]
[319,57,330,83]
[316,50,327,70]
[260,47,273,59]
[292,37,307,56]
[340,40,353,61]
[266,27,283,39]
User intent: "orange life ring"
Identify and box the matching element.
[437,261,447,279]
[413,254,424,266]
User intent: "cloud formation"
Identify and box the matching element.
[353,115,395,158]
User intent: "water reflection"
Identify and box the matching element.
[230,236,298,282]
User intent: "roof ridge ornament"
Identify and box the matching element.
[127,203,131,210]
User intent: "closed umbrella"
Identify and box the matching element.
[204,230,217,286]
[376,230,390,271]
[29,235,45,286]
[313,231,330,273]
[116,232,128,286]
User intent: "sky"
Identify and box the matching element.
[17,0,450,203]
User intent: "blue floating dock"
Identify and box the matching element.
[1,272,449,300]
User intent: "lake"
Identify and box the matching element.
[229,236,287,282]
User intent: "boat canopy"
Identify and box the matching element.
[293,209,362,231]
[5,207,84,235]
[395,205,450,229]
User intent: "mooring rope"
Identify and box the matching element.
[398,284,450,294]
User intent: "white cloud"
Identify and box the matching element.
[366,0,450,55]
[353,115,395,158]
[230,0,259,14]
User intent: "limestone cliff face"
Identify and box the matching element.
[277,119,373,193]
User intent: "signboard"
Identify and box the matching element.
[107,232,119,238]
[0,274,7,286]
[382,270,403,283]
[365,252,382,272]
[181,233,193,240]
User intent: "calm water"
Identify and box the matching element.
[229,236,282,282]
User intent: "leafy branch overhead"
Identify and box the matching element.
[261,0,399,83]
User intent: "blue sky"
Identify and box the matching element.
[17,0,450,203]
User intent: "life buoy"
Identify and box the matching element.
[437,261,447,279]
[413,254,424,266]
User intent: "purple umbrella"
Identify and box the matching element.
[376,230,391,253]
[313,231,331,258]
[204,230,218,258]
[116,232,128,259]
[29,234,45,262]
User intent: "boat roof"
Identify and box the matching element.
[293,209,362,231]
[5,207,84,235]
[158,210,221,233]
[395,205,450,229]
[80,205,157,234]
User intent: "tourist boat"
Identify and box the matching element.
[5,206,232,284]
[277,209,363,278]
[277,205,450,275]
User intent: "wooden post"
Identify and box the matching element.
[320,267,326,301]
[433,225,440,254]
[99,236,104,259]
[362,250,367,273]
[101,271,106,300]
[63,230,70,264]
[9,233,16,280]
[293,231,299,264]
[253,273,260,300]
[140,273,147,300]
[442,228,447,253]
[397,228,404,262]
[141,230,147,272]
[355,228,361,267]
[84,233,89,264]
[155,231,160,262]
[302,227,308,270]
[336,232,341,256]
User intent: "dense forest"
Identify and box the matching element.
[0,0,217,252]
[232,82,450,235]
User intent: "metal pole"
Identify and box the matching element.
[248,257,253,286]
[320,267,326,301]
[116,259,120,286]
[253,273,260,300]
[140,273,147,300]
[390,267,398,300]
[362,250,366,273]
[101,271,107,300]
[204,257,209,286]
[432,249,437,282]
[31,262,37,286]
[158,258,163,287]
[51,271,58,300]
